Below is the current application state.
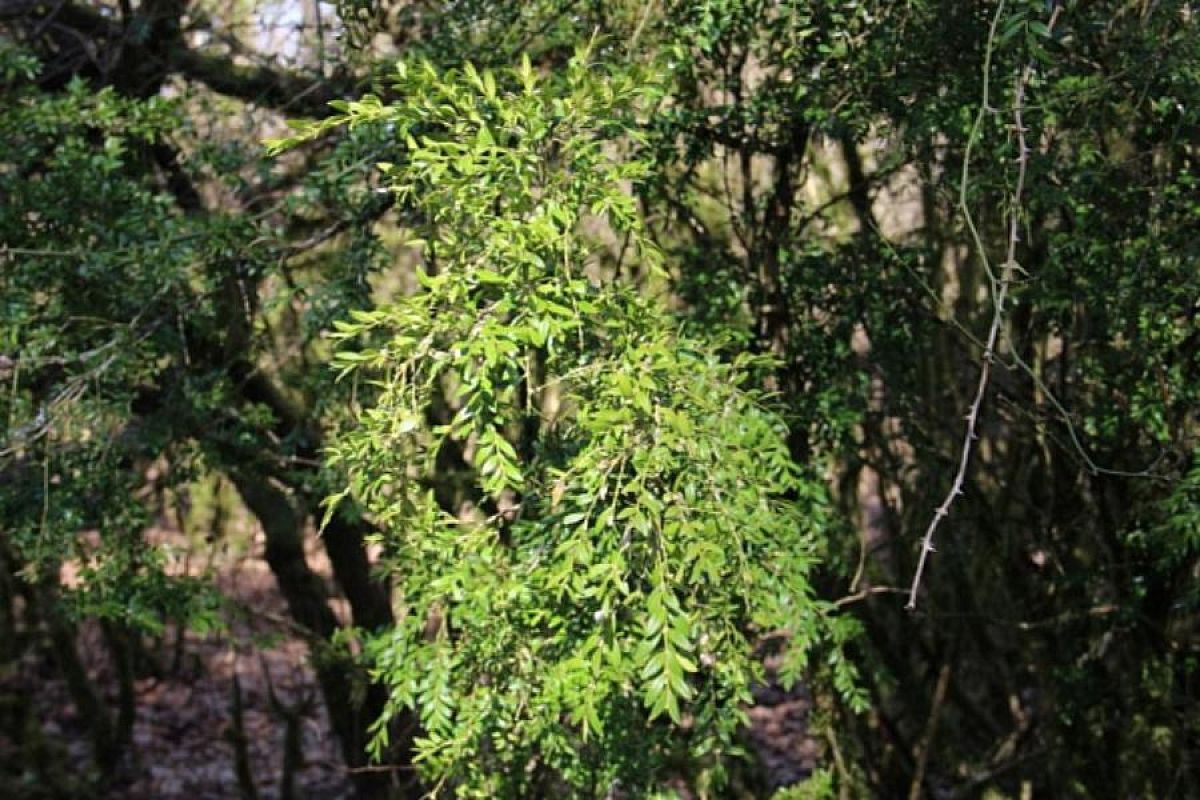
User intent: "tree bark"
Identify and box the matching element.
[227,469,404,798]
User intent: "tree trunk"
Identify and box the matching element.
[227,470,403,798]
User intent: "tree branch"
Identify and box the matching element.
[3,0,351,115]
[170,45,348,114]
[907,3,1062,610]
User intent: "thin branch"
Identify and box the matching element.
[3,0,349,115]
[956,0,1008,293]
[1003,345,1166,479]
[907,5,1062,610]
[874,225,1168,482]
[1,246,88,257]
[833,585,909,608]
[627,0,657,52]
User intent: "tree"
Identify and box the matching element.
[0,24,411,797]
[3,1,1199,798]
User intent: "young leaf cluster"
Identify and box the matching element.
[291,51,858,795]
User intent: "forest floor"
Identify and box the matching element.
[6,520,817,799]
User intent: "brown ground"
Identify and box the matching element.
[747,672,819,793]
[4,520,816,798]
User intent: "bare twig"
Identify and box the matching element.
[834,585,909,608]
[876,225,1168,483]
[907,5,1062,610]
[877,220,1168,489]
[628,0,657,52]
[345,763,419,774]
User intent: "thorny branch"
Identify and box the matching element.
[906,4,1062,610]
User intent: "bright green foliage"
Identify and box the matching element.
[275,51,860,795]
[770,769,835,800]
